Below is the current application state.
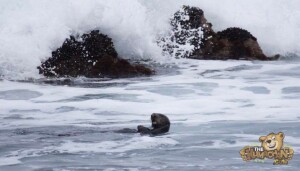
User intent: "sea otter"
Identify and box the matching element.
[115,113,171,136]
[137,113,170,136]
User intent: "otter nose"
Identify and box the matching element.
[267,140,271,143]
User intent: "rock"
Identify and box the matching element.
[158,6,214,58]
[194,27,269,60]
[38,30,153,78]
[159,6,274,60]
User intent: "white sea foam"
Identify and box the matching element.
[0,136,178,165]
[0,0,299,79]
[56,136,178,153]
[0,59,299,168]
[0,59,299,130]
[0,156,22,166]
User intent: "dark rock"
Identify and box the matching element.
[38,30,153,78]
[194,27,269,60]
[158,6,214,58]
[159,6,275,61]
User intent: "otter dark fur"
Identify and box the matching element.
[115,113,170,136]
[137,113,170,136]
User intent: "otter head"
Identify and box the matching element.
[259,132,284,151]
[151,113,170,130]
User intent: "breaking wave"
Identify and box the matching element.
[0,0,299,79]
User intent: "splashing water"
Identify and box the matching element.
[0,0,299,79]
[157,6,204,58]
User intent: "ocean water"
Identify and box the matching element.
[1,59,300,170]
[1,0,300,170]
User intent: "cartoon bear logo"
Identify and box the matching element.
[259,132,284,151]
[239,146,252,161]
[240,132,294,165]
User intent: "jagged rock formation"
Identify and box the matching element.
[38,30,153,78]
[194,27,269,60]
[158,6,274,60]
[158,6,214,58]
